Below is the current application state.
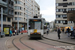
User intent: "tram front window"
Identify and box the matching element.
[29,19,42,29]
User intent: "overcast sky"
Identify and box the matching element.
[35,0,55,22]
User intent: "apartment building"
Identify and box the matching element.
[0,0,14,35]
[12,0,40,30]
[55,0,75,30]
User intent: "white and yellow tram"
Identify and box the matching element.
[27,17,44,38]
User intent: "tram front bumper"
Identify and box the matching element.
[30,34,41,38]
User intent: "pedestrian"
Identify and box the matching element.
[67,27,70,37]
[47,28,49,35]
[57,27,61,39]
[73,27,75,38]
[9,29,12,37]
[15,30,17,35]
[13,30,15,36]
[0,28,1,37]
[62,28,64,33]
[71,26,73,37]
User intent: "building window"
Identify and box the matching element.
[14,1,23,5]
[15,12,17,15]
[68,21,73,23]
[14,6,22,10]
[60,21,63,23]
[58,21,60,23]
[72,2,75,5]
[56,3,58,6]
[3,16,6,21]
[56,9,58,12]
[20,7,22,10]
[56,21,58,23]
[7,18,11,22]
[15,17,17,20]
[2,0,6,2]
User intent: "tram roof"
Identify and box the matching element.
[28,18,44,20]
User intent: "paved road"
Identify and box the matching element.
[0,33,75,50]
[6,34,65,50]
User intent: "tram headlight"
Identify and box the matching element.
[37,33,41,34]
[31,33,33,34]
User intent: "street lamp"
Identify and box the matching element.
[17,12,19,35]
[1,7,3,37]
[27,16,28,33]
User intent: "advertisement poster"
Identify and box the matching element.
[4,28,9,35]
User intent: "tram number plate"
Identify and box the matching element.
[34,29,37,33]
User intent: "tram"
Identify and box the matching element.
[27,17,44,38]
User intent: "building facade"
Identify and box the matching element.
[50,21,54,29]
[12,0,40,31]
[55,0,75,30]
[0,0,14,35]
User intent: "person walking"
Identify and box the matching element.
[67,27,70,37]
[15,30,17,35]
[13,30,15,36]
[9,30,12,37]
[62,28,64,33]
[57,27,61,39]
[47,28,49,35]
[71,26,73,37]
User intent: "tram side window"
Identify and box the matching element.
[44,26,47,29]
[29,21,34,29]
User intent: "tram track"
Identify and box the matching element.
[19,37,34,50]
[21,36,66,50]
[36,37,75,50]
[12,38,20,50]
[5,35,33,50]
[12,36,34,50]
[6,35,71,50]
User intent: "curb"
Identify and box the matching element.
[43,36,75,45]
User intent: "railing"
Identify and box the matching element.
[0,1,7,7]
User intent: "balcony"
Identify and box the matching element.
[0,1,7,7]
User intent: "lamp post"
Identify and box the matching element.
[27,16,28,33]
[1,7,3,37]
[17,12,19,35]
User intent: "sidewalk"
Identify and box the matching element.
[43,32,75,44]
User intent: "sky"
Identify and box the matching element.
[35,0,55,22]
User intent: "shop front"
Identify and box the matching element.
[0,25,12,36]
[12,22,27,32]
